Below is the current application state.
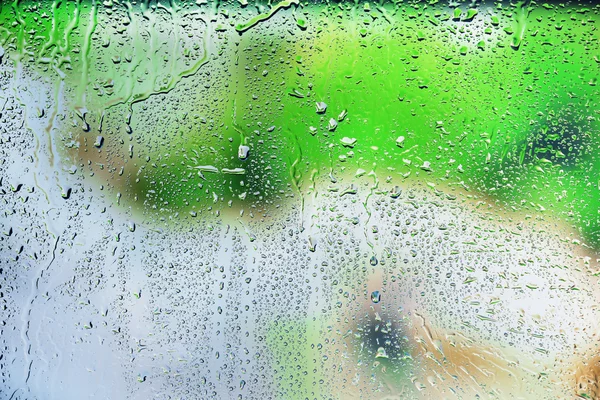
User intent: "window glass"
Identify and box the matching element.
[0,1,599,398]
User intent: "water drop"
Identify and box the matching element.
[371,291,381,304]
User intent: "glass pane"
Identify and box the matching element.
[1,0,599,398]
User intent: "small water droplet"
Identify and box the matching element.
[238,145,250,160]
[315,102,327,114]
[375,347,388,358]
[328,118,338,131]
[371,291,381,304]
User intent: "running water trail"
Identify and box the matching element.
[15,231,59,399]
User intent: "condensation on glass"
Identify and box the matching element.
[0,0,599,399]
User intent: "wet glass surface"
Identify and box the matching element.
[0,0,599,399]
